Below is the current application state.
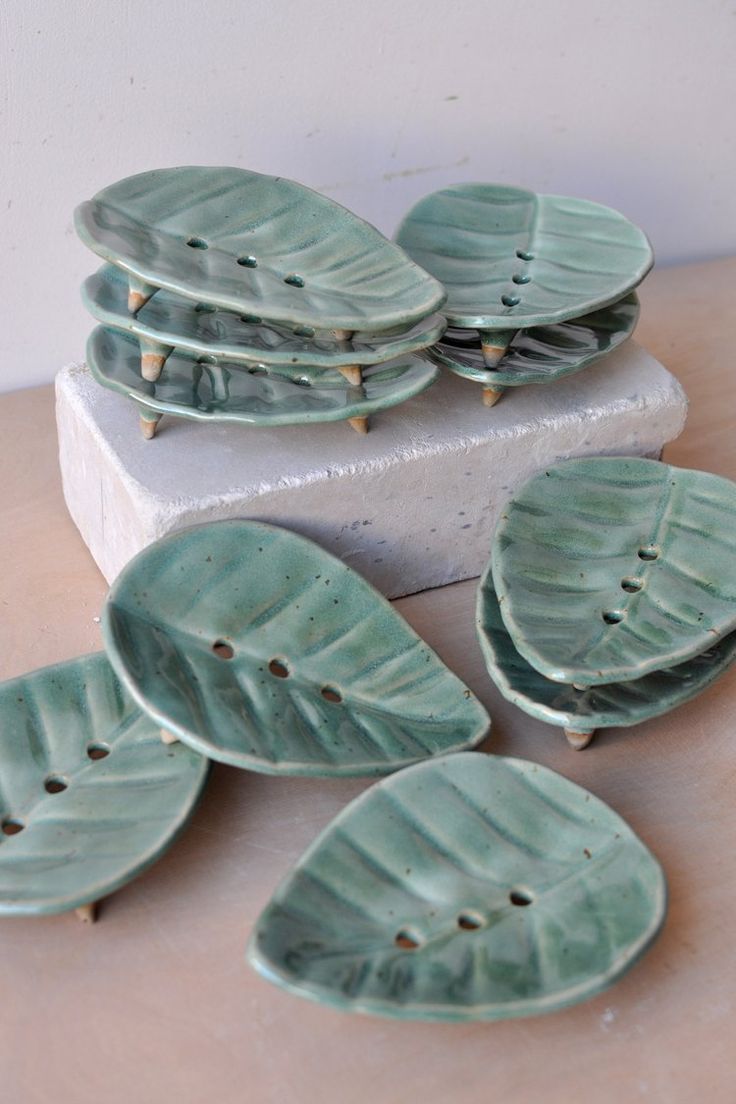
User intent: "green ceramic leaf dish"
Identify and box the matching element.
[395,183,652,364]
[75,166,446,333]
[87,327,440,438]
[247,751,666,1021]
[102,521,490,775]
[0,653,208,917]
[83,265,446,382]
[492,457,736,686]
[429,294,638,386]
[477,574,736,748]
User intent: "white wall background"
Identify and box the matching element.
[1,0,734,393]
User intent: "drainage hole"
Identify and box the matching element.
[240,314,263,325]
[394,930,421,950]
[212,640,235,660]
[268,658,289,678]
[293,325,315,338]
[194,304,216,314]
[2,817,25,836]
[621,577,643,593]
[186,237,208,249]
[638,545,659,561]
[501,294,521,307]
[457,912,484,930]
[237,255,258,268]
[509,888,534,907]
[516,249,535,261]
[44,776,68,795]
[602,609,625,625]
[512,273,531,284]
[87,743,110,761]
[321,686,342,704]
[284,274,305,288]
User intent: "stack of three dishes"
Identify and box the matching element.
[75,167,448,438]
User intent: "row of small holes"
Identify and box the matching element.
[1,744,110,836]
[184,238,304,287]
[195,306,315,340]
[603,547,659,626]
[500,249,536,307]
[394,892,535,949]
[213,645,343,703]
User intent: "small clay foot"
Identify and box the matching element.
[348,416,369,434]
[141,353,166,382]
[160,728,179,745]
[75,902,98,924]
[332,329,355,342]
[482,387,504,407]
[128,276,156,314]
[139,413,162,439]
[564,728,595,750]
[338,365,363,386]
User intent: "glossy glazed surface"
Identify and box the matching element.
[492,458,736,685]
[248,751,666,1020]
[395,183,652,331]
[102,521,490,774]
[87,327,440,427]
[430,294,638,386]
[83,265,446,369]
[477,575,736,734]
[75,167,446,332]
[0,653,208,915]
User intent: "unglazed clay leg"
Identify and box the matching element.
[482,386,504,407]
[564,728,595,750]
[337,365,363,386]
[139,411,162,439]
[75,902,97,924]
[479,327,516,368]
[332,329,355,342]
[128,275,157,314]
[139,338,173,382]
[160,728,179,745]
[348,416,369,435]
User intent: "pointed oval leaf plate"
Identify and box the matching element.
[75,167,446,333]
[492,457,736,686]
[102,521,490,775]
[429,294,638,386]
[0,653,208,916]
[83,265,446,375]
[477,573,736,743]
[87,327,440,429]
[247,751,666,1021]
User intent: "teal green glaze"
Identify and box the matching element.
[75,167,446,332]
[477,574,736,736]
[492,458,736,686]
[83,265,447,372]
[247,752,666,1021]
[395,184,653,331]
[0,653,208,916]
[429,294,639,386]
[102,521,490,775]
[87,327,440,428]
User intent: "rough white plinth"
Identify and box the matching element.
[56,342,687,598]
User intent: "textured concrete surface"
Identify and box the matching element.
[56,342,687,597]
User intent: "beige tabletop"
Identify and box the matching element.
[1,258,735,1103]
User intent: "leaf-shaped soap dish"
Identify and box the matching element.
[83,265,446,385]
[492,457,736,686]
[247,752,666,1021]
[75,166,446,334]
[395,183,652,365]
[102,521,491,775]
[477,574,736,749]
[429,294,638,407]
[87,327,440,438]
[0,653,208,921]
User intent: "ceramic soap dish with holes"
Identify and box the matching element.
[247,751,667,1021]
[479,456,736,748]
[0,653,208,923]
[395,182,652,407]
[101,520,491,775]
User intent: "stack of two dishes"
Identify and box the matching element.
[74,167,447,439]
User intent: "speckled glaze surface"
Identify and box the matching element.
[395,183,652,332]
[492,458,736,686]
[75,167,446,332]
[477,575,736,735]
[247,751,666,1021]
[102,521,490,775]
[0,653,208,916]
[83,265,446,370]
[429,294,639,386]
[87,327,440,427]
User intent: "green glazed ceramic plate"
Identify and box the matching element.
[75,166,446,333]
[0,653,208,916]
[492,458,736,686]
[102,521,490,775]
[247,751,666,1021]
[87,327,440,429]
[477,574,736,740]
[83,265,446,377]
[429,294,638,386]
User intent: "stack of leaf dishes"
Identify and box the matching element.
[395,183,652,407]
[75,167,447,438]
[477,457,736,747]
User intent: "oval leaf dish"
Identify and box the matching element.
[0,653,208,916]
[102,521,491,775]
[492,457,736,685]
[247,751,667,1021]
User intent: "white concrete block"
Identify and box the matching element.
[56,342,687,598]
